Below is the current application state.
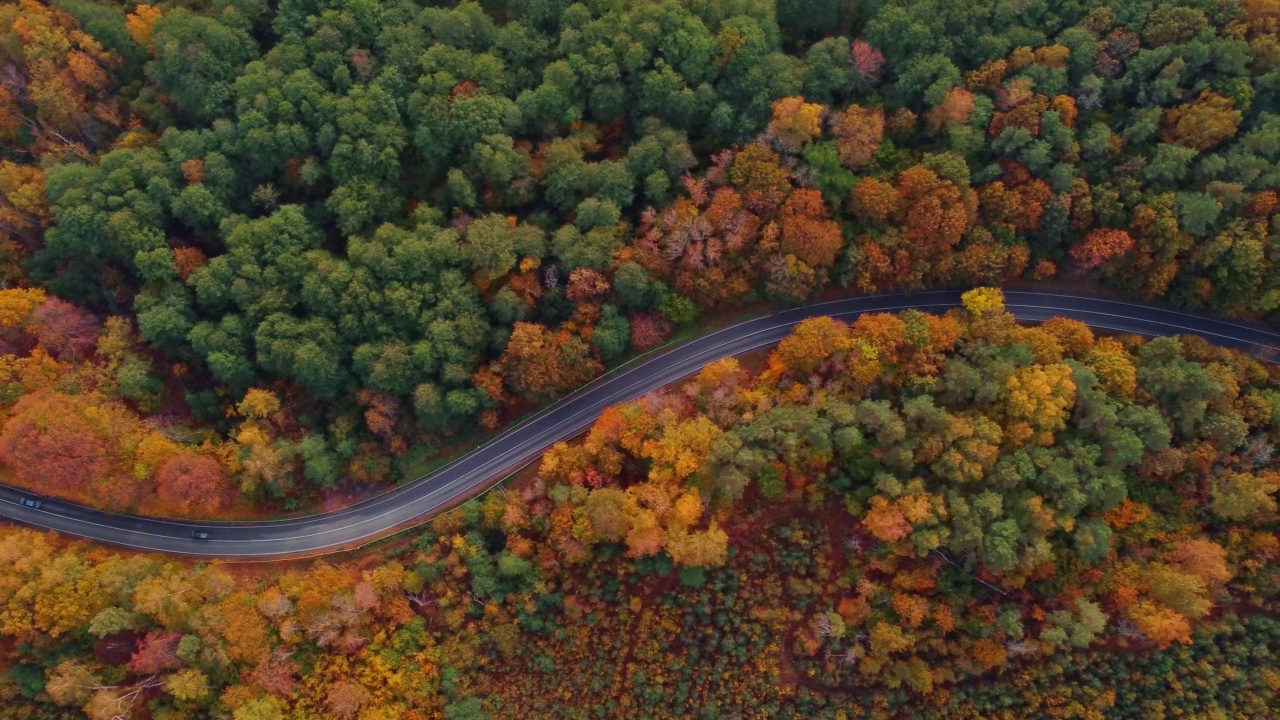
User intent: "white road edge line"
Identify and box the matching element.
[3,296,1276,555]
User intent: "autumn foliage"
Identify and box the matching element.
[0,0,1275,713]
[0,0,1274,535]
[0,390,133,506]
[834,104,884,168]
[0,297,1276,718]
[492,322,603,401]
[1071,228,1137,270]
[768,96,824,151]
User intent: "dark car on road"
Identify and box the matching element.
[18,497,40,509]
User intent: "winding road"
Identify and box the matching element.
[2,290,1278,557]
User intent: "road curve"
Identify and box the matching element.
[2,290,1278,557]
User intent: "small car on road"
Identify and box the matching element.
[18,497,41,509]
[192,530,211,540]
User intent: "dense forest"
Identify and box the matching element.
[1,293,1277,718]
[1,0,1279,513]
[1,0,1279,717]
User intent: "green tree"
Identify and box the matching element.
[147,9,258,121]
[461,214,546,277]
[592,305,630,361]
[443,698,492,720]
[613,261,653,310]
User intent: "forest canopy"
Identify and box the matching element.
[1,0,1279,514]
[0,293,1277,718]
[0,0,1279,717]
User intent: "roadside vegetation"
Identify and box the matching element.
[0,0,1278,717]
[2,293,1278,718]
[2,0,1279,514]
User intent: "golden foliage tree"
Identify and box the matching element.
[768,96,824,151]
[1161,91,1242,152]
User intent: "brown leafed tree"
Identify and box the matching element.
[850,177,901,224]
[1161,91,1242,152]
[498,322,602,401]
[326,679,371,720]
[155,453,232,516]
[926,88,976,134]
[834,105,884,169]
[728,143,792,212]
[768,96,824,151]
[0,389,139,508]
[779,189,844,269]
[1070,228,1135,270]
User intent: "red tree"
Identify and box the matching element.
[27,297,100,358]
[155,453,231,515]
[850,40,884,87]
[780,189,844,269]
[629,314,672,351]
[635,189,762,309]
[1070,229,1135,270]
[127,631,184,674]
[0,390,126,502]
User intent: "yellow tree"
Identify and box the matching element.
[729,143,792,211]
[640,415,723,484]
[0,287,46,326]
[1145,563,1213,619]
[774,316,852,374]
[237,388,282,419]
[668,489,704,533]
[1161,91,1242,152]
[834,105,884,169]
[666,523,729,567]
[1128,600,1193,648]
[694,357,742,393]
[1004,363,1077,444]
[1084,338,1137,398]
[1210,471,1279,520]
[768,96,824,151]
[0,161,50,249]
[166,669,211,702]
[583,487,638,542]
[125,5,163,51]
[961,287,1005,316]
[0,0,122,157]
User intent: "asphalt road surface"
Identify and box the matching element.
[2,290,1278,557]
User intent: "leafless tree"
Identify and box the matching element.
[933,548,1009,597]
[1006,641,1038,656]
[813,613,834,638]
[1114,618,1146,640]
[405,589,435,608]
[88,674,166,720]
